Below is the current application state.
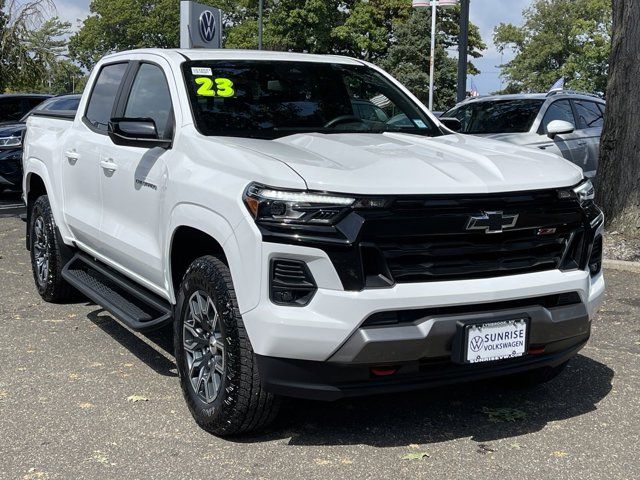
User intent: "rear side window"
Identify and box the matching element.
[574,100,604,129]
[85,63,128,132]
[0,98,25,122]
[123,63,173,139]
[26,97,47,110]
[541,100,575,133]
[44,96,80,111]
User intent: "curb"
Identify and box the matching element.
[604,259,640,273]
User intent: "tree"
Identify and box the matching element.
[225,1,484,110]
[595,0,640,234]
[381,8,485,111]
[0,0,55,92]
[494,0,611,93]
[69,0,244,70]
[69,0,485,108]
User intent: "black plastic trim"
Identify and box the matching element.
[256,338,587,401]
[61,252,172,332]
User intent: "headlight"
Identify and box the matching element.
[573,179,595,203]
[0,136,22,147]
[244,183,356,225]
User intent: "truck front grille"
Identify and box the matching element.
[373,230,573,283]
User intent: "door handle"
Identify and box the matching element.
[65,150,80,161]
[100,159,118,172]
[577,141,587,146]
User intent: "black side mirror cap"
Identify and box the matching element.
[108,118,172,149]
[440,117,462,132]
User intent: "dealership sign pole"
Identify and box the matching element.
[180,0,223,48]
[412,0,458,111]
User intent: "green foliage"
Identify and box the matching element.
[494,0,611,93]
[381,9,485,111]
[0,0,80,93]
[67,0,486,109]
[69,0,244,70]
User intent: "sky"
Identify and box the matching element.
[52,0,531,95]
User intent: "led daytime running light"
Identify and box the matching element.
[253,187,355,206]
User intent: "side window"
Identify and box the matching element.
[85,63,128,132]
[124,63,173,139]
[0,99,24,122]
[574,100,604,129]
[27,97,46,110]
[45,97,81,111]
[541,100,575,134]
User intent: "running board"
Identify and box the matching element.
[62,252,173,332]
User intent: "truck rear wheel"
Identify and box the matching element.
[174,255,280,436]
[29,195,76,303]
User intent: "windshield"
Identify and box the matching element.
[443,99,544,134]
[182,60,439,139]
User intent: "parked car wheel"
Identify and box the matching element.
[174,255,280,436]
[29,195,76,302]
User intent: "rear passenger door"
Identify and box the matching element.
[98,61,174,290]
[62,62,129,251]
[570,99,604,177]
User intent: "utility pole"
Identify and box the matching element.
[456,0,470,102]
[258,0,264,50]
[428,0,437,111]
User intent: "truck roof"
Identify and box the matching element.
[101,48,366,66]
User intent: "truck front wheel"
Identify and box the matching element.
[174,255,280,436]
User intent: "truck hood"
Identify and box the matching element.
[226,132,583,195]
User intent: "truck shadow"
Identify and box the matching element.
[245,354,613,447]
[82,306,613,447]
[86,308,177,378]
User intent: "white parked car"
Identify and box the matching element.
[23,49,604,436]
[442,92,606,178]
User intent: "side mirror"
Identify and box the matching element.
[108,118,171,149]
[440,117,462,132]
[546,119,575,139]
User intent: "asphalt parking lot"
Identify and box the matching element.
[0,210,639,480]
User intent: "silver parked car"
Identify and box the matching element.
[442,92,605,178]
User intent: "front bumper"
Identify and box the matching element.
[241,241,604,361]
[0,148,23,187]
[256,336,588,401]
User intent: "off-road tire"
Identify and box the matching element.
[174,255,281,436]
[29,195,76,303]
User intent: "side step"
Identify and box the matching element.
[62,252,173,332]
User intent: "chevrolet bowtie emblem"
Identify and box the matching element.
[466,211,519,234]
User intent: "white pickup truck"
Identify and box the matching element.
[23,49,605,436]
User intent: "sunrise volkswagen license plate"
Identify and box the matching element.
[465,319,528,363]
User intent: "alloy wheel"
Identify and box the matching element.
[33,216,50,286]
[183,291,225,404]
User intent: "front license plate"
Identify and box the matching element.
[465,319,528,364]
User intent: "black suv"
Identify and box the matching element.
[0,95,81,193]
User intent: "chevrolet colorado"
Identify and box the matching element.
[23,49,605,436]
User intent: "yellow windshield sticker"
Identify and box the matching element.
[195,77,235,98]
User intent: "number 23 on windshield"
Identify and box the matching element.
[195,77,235,97]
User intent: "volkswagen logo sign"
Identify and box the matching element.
[470,335,484,352]
[199,10,216,43]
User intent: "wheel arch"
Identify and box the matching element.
[166,204,258,312]
[24,171,49,250]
